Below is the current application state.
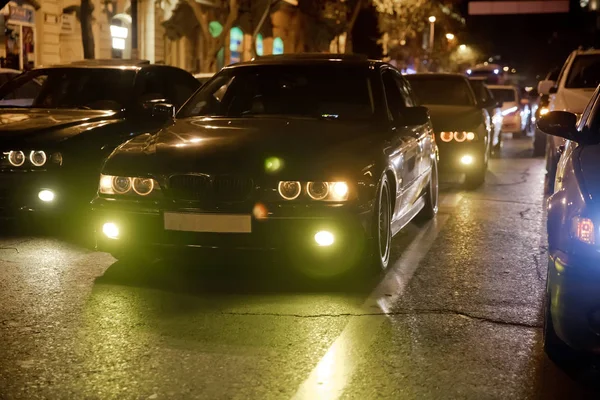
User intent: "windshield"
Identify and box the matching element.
[406,77,475,106]
[489,88,516,103]
[469,80,491,104]
[0,68,136,110]
[565,54,600,89]
[179,65,374,120]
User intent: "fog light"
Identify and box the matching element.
[314,230,334,247]
[460,155,474,165]
[102,222,119,239]
[38,189,55,202]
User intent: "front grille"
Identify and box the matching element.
[169,174,254,203]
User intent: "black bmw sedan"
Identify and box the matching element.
[406,73,492,188]
[92,54,439,277]
[0,60,199,222]
[540,85,600,362]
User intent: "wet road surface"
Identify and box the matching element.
[1,136,599,399]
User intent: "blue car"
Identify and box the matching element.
[540,85,600,362]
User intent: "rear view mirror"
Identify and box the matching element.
[537,111,577,141]
[538,80,556,96]
[403,106,429,126]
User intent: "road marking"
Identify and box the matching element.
[292,193,457,400]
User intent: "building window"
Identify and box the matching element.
[256,33,264,56]
[273,37,284,55]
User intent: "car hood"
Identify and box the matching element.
[554,88,596,114]
[0,108,119,148]
[422,104,483,131]
[108,117,382,179]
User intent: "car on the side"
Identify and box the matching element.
[469,77,503,153]
[0,60,200,221]
[406,73,491,188]
[92,54,439,278]
[533,67,560,157]
[539,84,600,363]
[488,85,529,138]
[539,49,600,191]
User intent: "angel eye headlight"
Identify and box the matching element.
[132,177,154,196]
[440,131,453,142]
[30,150,47,167]
[307,182,329,200]
[112,176,132,194]
[454,131,467,142]
[278,181,301,200]
[8,150,25,166]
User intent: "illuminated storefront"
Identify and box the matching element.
[1,1,37,70]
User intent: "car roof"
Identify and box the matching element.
[405,73,468,80]
[0,68,20,74]
[35,59,158,70]
[487,84,516,90]
[226,53,381,69]
[194,72,215,78]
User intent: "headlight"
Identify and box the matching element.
[539,107,549,116]
[8,150,25,166]
[278,181,349,201]
[30,150,47,167]
[99,174,160,197]
[439,131,477,142]
[278,181,301,200]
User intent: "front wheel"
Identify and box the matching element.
[415,159,438,222]
[368,174,392,273]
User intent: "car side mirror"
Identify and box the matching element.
[152,102,176,122]
[537,111,578,141]
[538,79,556,95]
[402,106,430,126]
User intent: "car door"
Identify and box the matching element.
[381,68,419,218]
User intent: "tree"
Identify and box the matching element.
[182,0,241,72]
[63,0,96,59]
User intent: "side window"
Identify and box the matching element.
[396,76,415,107]
[0,75,45,107]
[382,70,405,120]
[165,69,201,109]
[136,70,169,104]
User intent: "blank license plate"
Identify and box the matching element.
[164,212,252,233]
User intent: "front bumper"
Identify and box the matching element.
[436,141,486,172]
[0,171,67,218]
[548,250,600,354]
[92,198,374,256]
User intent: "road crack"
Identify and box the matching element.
[220,309,541,329]
[488,167,531,187]
[519,208,532,220]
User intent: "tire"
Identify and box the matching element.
[368,174,392,273]
[416,159,438,222]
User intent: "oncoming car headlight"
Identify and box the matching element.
[278,181,350,201]
[99,174,161,197]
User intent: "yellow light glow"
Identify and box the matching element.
[38,190,55,202]
[466,132,475,141]
[440,131,453,142]
[459,44,467,51]
[540,107,549,116]
[331,182,349,199]
[461,155,474,165]
[315,231,335,246]
[503,66,509,72]
[265,157,283,173]
[99,174,113,193]
[445,33,455,40]
[103,222,120,239]
[428,16,436,22]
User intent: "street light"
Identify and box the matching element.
[446,33,455,41]
[459,44,467,51]
[428,16,436,52]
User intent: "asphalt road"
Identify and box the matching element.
[1,136,599,399]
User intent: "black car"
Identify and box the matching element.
[92,54,439,278]
[469,77,503,153]
[0,60,200,221]
[539,85,600,362]
[406,73,491,188]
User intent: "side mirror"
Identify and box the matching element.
[152,102,176,122]
[537,111,578,141]
[538,79,556,95]
[402,106,429,126]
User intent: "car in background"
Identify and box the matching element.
[406,73,491,188]
[92,54,439,278]
[0,60,200,223]
[539,49,600,191]
[488,85,529,138]
[533,67,560,157]
[466,63,507,85]
[539,85,600,364]
[194,72,214,86]
[469,77,503,152]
